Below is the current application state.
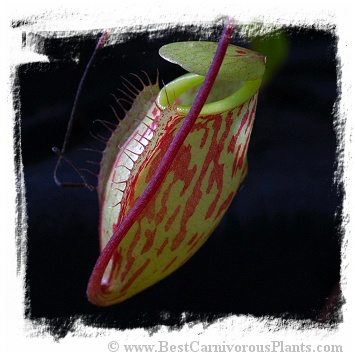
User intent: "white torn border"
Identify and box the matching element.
[2,0,354,354]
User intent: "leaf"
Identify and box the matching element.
[250,30,289,86]
[159,41,266,81]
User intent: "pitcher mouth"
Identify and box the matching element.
[157,72,263,116]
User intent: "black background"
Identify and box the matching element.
[18,23,342,338]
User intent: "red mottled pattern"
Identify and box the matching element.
[98,93,258,304]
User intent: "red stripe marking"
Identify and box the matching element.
[187,232,199,246]
[215,191,235,221]
[120,259,151,293]
[119,224,142,282]
[232,144,242,178]
[228,133,238,154]
[164,205,181,232]
[204,112,234,220]
[187,232,206,253]
[230,97,257,178]
[241,161,248,178]
[235,49,247,55]
[244,99,257,134]
[170,143,201,251]
[162,256,177,273]
[156,237,169,257]
[109,248,123,282]
[237,129,253,172]
[141,228,156,254]
[199,127,209,149]
[228,104,249,154]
